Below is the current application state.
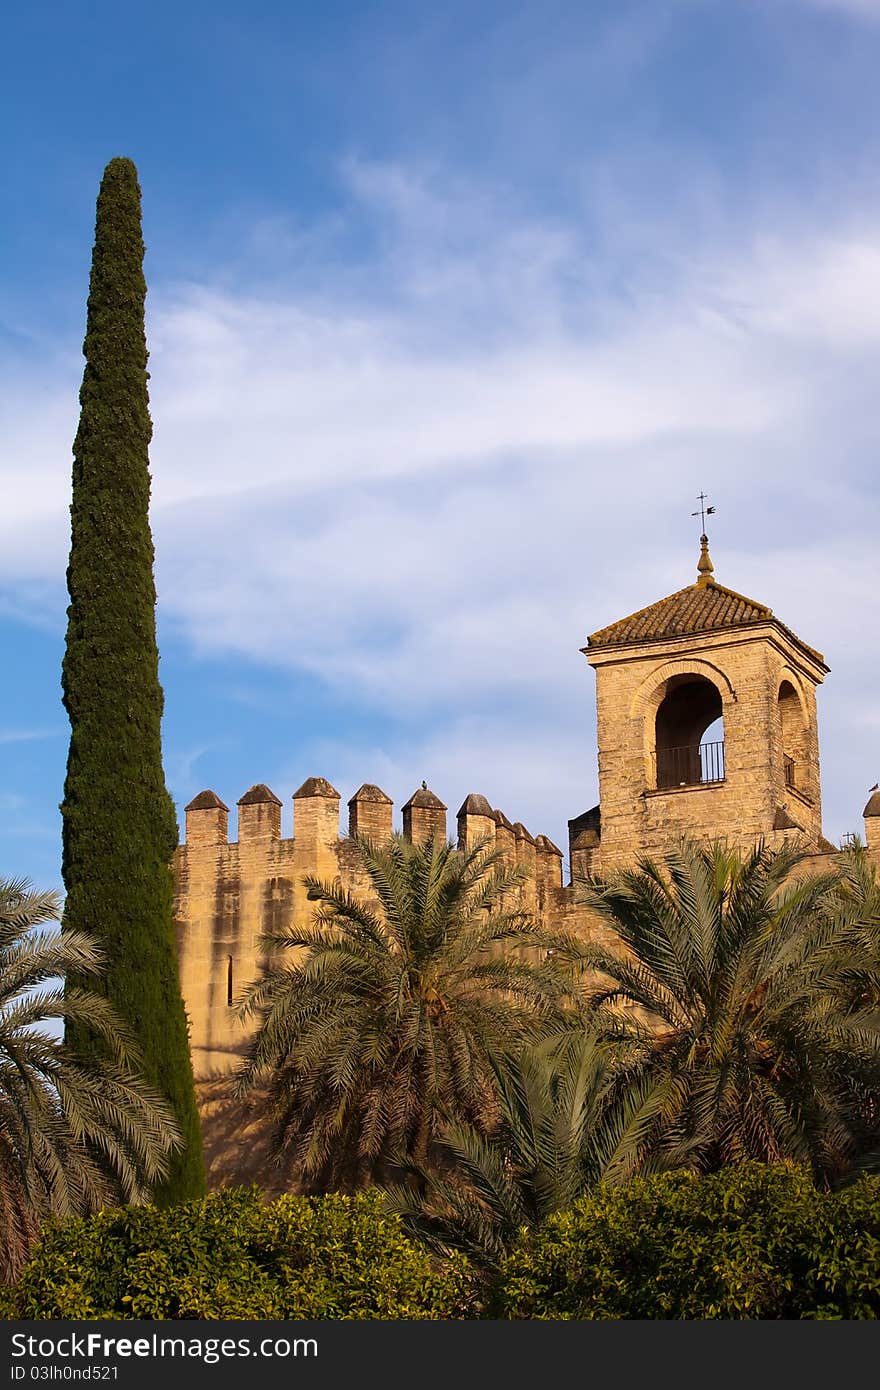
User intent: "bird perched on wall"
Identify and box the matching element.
[421,780,427,789]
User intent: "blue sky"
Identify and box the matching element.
[2,0,880,891]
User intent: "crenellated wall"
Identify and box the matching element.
[174,779,565,1078]
[175,769,880,1083]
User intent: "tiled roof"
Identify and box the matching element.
[587,580,825,665]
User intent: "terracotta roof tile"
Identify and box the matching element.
[587,580,825,666]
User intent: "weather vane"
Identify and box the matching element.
[691,491,716,536]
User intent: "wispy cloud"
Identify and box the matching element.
[0,729,60,745]
[165,742,220,802]
[1,156,877,844]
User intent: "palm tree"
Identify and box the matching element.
[577,838,880,1184]
[819,842,880,1173]
[235,834,583,1189]
[383,1026,675,1268]
[0,877,180,1280]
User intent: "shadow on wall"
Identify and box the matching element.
[196,1077,301,1195]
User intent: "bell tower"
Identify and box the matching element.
[575,532,829,873]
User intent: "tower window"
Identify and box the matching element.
[778,681,806,793]
[652,676,724,788]
[226,954,234,1008]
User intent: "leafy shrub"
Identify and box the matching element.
[495,1164,880,1319]
[9,1187,474,1320]
[0,1283,19,1318]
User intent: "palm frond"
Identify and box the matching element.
[0,876,181,1280]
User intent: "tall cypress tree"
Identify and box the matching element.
[61,158,204,1202]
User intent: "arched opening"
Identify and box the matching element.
[653,675,724,789]
[777,681,804,791]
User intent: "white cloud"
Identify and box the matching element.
[1,160,878,845]
[0,730,59,744]
[717,236,880,343]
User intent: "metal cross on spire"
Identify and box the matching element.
[691,491,716,537]
[691,493,717,585]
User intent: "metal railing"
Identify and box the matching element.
[784,754,796,790]
[651,740,725,790]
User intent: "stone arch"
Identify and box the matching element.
[777,668,809,793]
[630,657,735,723]
[631,659,734,790]
[776,666,810,722]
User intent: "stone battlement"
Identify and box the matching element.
[181,776,563,860]
[175,778,564,1078]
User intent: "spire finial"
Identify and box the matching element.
[697,533,714,585]
[691,492,716,586]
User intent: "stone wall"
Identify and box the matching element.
[174,779,563,1079]
[176,776,879,1082]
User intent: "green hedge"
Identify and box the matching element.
[9,1167,878,1320]
[9,1187,474,1320]
[495,1164,880,1319]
